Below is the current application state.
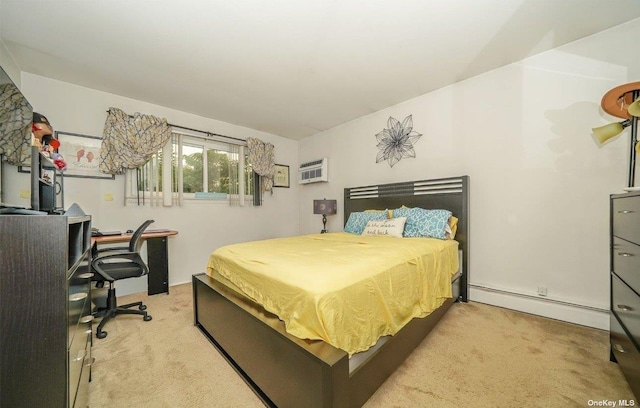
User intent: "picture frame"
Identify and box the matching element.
[273,164,290,188]
[19,131,115,180]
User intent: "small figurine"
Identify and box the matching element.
[34,113,67,171]
[44,137,67,171]
[32,112,53,145]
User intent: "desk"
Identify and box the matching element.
[92,230,178,295]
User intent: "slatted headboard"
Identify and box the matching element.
[344,176,469,301]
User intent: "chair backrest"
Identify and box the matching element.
[129,219,155,252]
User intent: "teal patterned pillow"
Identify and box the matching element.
[392,207,452,239]
[344,211,388,234]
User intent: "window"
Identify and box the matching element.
[126,132,254,206]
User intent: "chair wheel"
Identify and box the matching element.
[96,331,108,339]
[143,315,152,322]
[139,305,147,311]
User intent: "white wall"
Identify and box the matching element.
[3,73,299,295]
[0,0,19,84]
[0,41,19,86]
[298,19,640,329]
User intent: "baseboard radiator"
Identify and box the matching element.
[469,283,608,314]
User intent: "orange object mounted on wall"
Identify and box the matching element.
[601,81,640,120]
[597,81,640,188]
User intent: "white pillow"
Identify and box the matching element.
[362,217,407,238]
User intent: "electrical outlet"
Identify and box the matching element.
[537,286,547,297]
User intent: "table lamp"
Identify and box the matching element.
[313,198,337,233]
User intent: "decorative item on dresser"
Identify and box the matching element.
[313,198,337,233]
[610,191,640,398]
[0,212,94,408]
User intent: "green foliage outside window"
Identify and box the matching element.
[136,140,252,199]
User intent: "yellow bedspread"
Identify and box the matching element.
[206,232,459,355]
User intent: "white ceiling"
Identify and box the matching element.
[2,0,640,140]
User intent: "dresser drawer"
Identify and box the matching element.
[71,299,93,351]
[69,332,91,408]
[613,196,640,245]
[68,295,87,347]
[610,313,640,398]
[612,273,640,348]
[68,265,93,347]
[613,237,640,294]
[73,353,91,408]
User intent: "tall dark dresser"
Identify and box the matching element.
[0,214,94,408]
[610,191,640,398]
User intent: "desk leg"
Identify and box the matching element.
[147,237,169,295]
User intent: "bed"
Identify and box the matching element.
[192,175,469,407]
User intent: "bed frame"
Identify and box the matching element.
[193,175,469,407]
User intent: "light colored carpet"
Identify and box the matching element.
[88,283,635,407]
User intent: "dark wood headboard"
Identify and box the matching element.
[344,176,469,301]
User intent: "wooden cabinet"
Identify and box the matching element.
[0,214,93,408]
[610,191,640,398]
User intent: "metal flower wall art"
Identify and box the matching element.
[375,114,422,167]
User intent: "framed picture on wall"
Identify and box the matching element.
[19,131,115,180]
[273,164,290,188]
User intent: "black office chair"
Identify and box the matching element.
[91,219,155,339]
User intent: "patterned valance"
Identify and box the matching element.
[0,83,32,166]
[247,137,275,192]
[99,107,172,174]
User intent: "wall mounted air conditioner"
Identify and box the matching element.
[298,158,328,184]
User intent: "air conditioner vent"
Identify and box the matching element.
[298,158,328,184]
[300,159,324,168]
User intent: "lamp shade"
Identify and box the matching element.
[313,199,337,215]
[592,121,629,144]
[629,99,640,117]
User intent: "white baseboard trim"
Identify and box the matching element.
[117,278,192,297]
[123,278,610,330]
[469,286,609,331]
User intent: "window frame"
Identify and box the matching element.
[125,132,252,205]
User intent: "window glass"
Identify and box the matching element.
[206,148,229,194]
[129,135,253,203]
[182,143,204,193]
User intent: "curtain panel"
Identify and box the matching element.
[0,83,32,166]
[246,137,274,193]
[99,107,172,174]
